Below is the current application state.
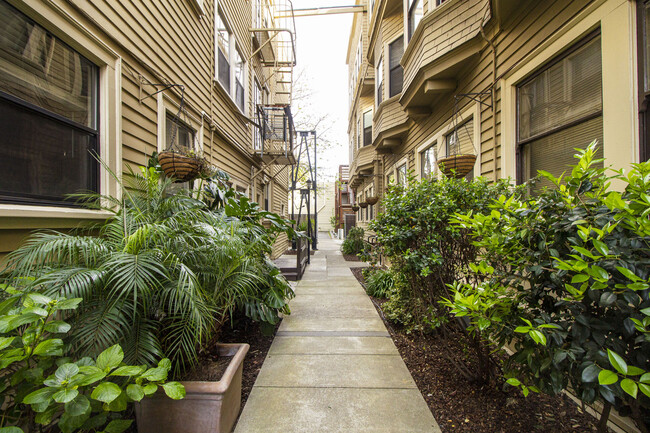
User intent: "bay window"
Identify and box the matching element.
[0,0,99,206]
[363,110,372,146]
[376,57,383,105]
[408,0,423,40]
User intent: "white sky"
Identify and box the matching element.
[291,0,354,181]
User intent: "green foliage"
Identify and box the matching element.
[341,227,366,255]
[370,173,518,331]
[362,267,396,298]
[2,166,294,377]
[330,215,340,230]
[447,144,650,430]
[0,287,182,432]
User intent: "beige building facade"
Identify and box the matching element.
[347,0,649,230]
[0,0,297,258]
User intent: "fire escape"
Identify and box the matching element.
[251,0,297,169]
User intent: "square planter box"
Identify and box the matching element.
[135,343,249,433]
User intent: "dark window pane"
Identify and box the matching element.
[389,37,404,97]
[521,115,603,191]
[0,96,98,205]
[218,49,230,90]
[166,114,194,151]
[236,81,245,111]
[0,0,98,128]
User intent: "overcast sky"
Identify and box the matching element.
[291,0,354,181]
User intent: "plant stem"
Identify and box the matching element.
[597,401,611,433]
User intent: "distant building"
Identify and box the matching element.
[335,165,355,234]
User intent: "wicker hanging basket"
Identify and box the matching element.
[158,151,202,182]
[358,201,368,208]
[437,154,477,179]
[366,195,379,205]
[351,205,360,212]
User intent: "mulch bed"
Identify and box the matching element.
[218,315,280,409]
[350,268,605,433]
[343,253,361,262]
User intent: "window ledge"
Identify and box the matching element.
[0,204,112,226]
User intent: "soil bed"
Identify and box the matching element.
[185,315,279,411]
[350,267,605,433]
[343,253,360,262]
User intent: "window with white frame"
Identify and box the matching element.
[389,36,404,97]
[376,56,383,105]
[357,116,361,150]
[253,79,263,150]
[234,49,245,112]
[396,163,407,186]
[215,10,230,90]
[408,0,423,40]
[363,109,372,146]
[215,9,246,113]
[0,0,100,206]
[420,144,435,179]
[516,31,603,189]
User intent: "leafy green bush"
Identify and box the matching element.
[362,267,396,298]
[447,144,650,431]
[370,173,518,331]
[0,287,182,433]
[341,227,366,255]
[2,166,294,377]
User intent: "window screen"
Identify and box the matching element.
[0,0,99,206]
[517,32,603,189]
[363,110,372,146]
[389,37,404,97]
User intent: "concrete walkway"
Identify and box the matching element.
[234,237,441,432]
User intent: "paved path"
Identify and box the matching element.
[234,236,441,433]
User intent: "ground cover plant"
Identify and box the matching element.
[0,287,183,433]
[362,267,396,298]
[341,227,367,256]
[447,145,650,431]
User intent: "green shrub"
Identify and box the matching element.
[370,173,518,331]
[2,166,294,377]
[362,267,396,298]
[341,227,366,255]
[447,144,650,431]
[0,287,182,433]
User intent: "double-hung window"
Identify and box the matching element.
[376,57,383,105]
[234,50,245,112]
[396,163,407,186]
[516,31,603,189]
[363,110,372,146]
[215,9,246,113]
[253,80,263,150]
[408,0,423,40]
[389,36,404,97]
[420,145,435,179]
[216,11,230,91]
[0,0,99,206]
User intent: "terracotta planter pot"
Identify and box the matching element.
[136,343,249,433]
[358,201,368,208]
[158,151,202,182]
[437,154,477,179]
[366,196,379,205]
[351,205,360,211]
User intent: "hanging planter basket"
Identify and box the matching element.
[366,195,379,205]
[358,201,369,209]
[351,205,360,212]
[158,151,202,183]
[437,154,477,179]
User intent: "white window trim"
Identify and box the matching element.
[214,7,248,116]
[414,103,481,181]
[386,33,404,97]
[376,55,384,107]
[157,93,204,154]
[0,0,121,222]
[500,0,638,185]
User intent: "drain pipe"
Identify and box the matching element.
[480,15,499,183]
